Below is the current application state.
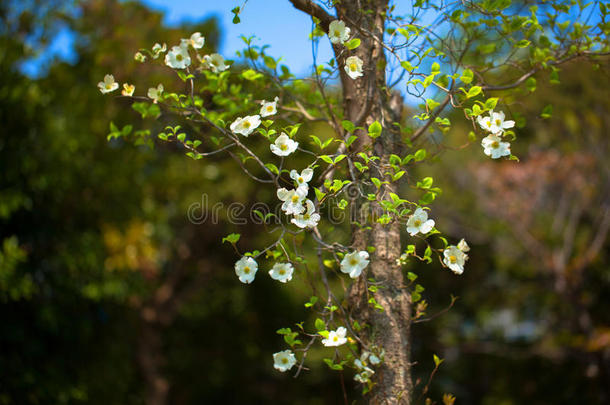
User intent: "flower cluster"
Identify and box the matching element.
[98,74,135,97]
[327,20,363,80]
[234,256,296,285]
[476,110,515,159]
[98,32,229,101]
[443,238,469,274]
[277,168,321,229]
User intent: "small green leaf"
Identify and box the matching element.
[222,233,241,244]
[460,69,474,84]
[345,38,361,50]
[467,86,482,98]
[368,120,382,138]
[341,120,355,133]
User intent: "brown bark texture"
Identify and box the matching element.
[290,1,413,403]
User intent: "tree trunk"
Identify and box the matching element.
[290,0,413,403]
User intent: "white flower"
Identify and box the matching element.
[121,83,135,97]
[230,115,261,137]
[147,84,163,103]
[291,200,321,229]
[260,97,279,117]
[443,245,468,275]
[234,256,258,284]
[354,368,374,383]
[268,262,294,283]
[202,53,229,73]
[277,187,307,215]
[406,208,435,236]
[322,326,348,347]
[273,350,297,372]
[165,45,191,69]
[186,32,205,49]
[289,168,313,192]
[477,110,515,134]
[344,56,363,80]
[134,52,146,62]
[340,251,370,278]
[353,354,375,383]
[270,133,299,156]
[152,43,166,59]
[328,20,351,44]
[457,238,470,252]
[98,74,119,94]
[481,134,511,159]
[369,353,381,365]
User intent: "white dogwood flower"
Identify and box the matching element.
[443,245,468,275]
[147,84,163,103]
[344,56,363,79]
[477,110,515,134]
[165,45,191,69]
[268,262,294,283]
[328,20,351,44]
[291,200,320,229]
[273,350,297,372]
[230,115,261,137]
[406,208,435,236]
[290,168,313,192]
[186,32,205,49]
[270,133,299,156]
[340,251,370,278]
[481,134,511,159]
[234,256,258,284]
[201,53,229,73]
[322,326,347,347]
[260,96,279,117]
[277,187,307,215]
[152,43,167,59]
[457,238,470,252]
[98,74,119,94]
[121,83,135,97]
[134,52,146,62]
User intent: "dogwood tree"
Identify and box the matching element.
[100,0,609,403]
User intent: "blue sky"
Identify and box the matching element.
[21,0,337,78]
[141,0,335,76]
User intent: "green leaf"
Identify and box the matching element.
[401,61,414,72]
[314,187,327,202]
[540,104,553,119]
[368,120,382,138]
[314,318,325,331]
[222,233,241,244]
[426,98,440,110]
[345,38,361,50]
[433,354,444,367]
[460,69,474,84]
[526,77,537,92]
[304,296,318,308]
[485,97,499,110]
[241,69,264,81]
[467,86,482,98]
[414,149,427,162]
[341,120,355,133]
[516,39,531,48]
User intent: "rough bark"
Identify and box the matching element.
[290,0,413,403]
